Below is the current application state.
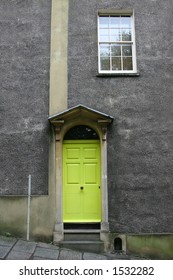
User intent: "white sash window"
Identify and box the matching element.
[98,11,137,74]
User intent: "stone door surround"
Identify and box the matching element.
[49,104,113,248]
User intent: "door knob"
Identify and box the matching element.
[80,186,84,190]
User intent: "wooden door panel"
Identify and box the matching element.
[83,189,101,221]
[83,163,98,184]
[66,148,80,159]
[66,163,81,184]
[83,147,97,159]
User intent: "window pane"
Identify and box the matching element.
[121,29,131,41]
[100,44,110,57]
[110,29,121,41]
[123,57,133,70]
[112,57,121,70]
[64,125,99,140]
[98,14,135,73]
[100,57,110,70]
[99,16,109,28]
[122,45,132,56]
[111,44,121,56]
[99,29,109,42]
[121,16,131,28]
[110,16,121,28]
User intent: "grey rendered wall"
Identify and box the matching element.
[0,0,51,195]
[68,0,173,233]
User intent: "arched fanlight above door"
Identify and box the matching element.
[64,125,99,140]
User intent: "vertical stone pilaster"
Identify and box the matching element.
[49,0,69,115]
[49,0,69,242]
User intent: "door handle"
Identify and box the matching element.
[80,186,84,190]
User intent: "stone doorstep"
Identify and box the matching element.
[64,232,100,241]
[59,240,104,254]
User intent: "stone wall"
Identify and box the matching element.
[0,0,51,195]
[68,0,173,233]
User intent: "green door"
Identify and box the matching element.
[63,140,101,222]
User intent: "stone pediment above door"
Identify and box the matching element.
[48,104,113,141]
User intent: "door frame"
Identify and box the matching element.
[49,105,113,248]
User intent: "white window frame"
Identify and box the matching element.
[98,9,137,74]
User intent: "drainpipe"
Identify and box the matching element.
[26,175,31,241]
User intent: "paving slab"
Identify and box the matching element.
[12,240,37,254]
[0,245,12,259]
[105,252,130,260]
[37,242,59,250]
[0,236,17,247]
[0,236,146,260]
[6,251,32,260]
[83,252,107,260]
[32,256,51,260]
[59,249,82,260]
[33,247,59,260]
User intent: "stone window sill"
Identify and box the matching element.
[96,72,140,78]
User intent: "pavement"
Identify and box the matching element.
[0,235,146,260]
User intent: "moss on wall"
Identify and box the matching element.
[127,235,173,259]
[0,196,55,242]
